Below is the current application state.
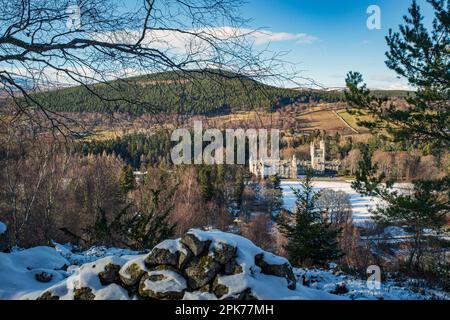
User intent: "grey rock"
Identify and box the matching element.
[35,271,53,283]
[37,291,59,300]
[119,262,146,287]
[254,253,296,290]
[145,248,178,267]
[213,242,236,265]
[184,255,221,290]
[74,287,95,300]
[98,263,121,286]
[138,269,186,300]
[181,233,211,257]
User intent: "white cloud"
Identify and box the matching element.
[247,29,318,45]
[368,74,413,90]
[95,26,317,52]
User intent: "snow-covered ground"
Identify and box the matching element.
[281,180,379,224]
[295,267,450,300]
[0,228,447,300]
[281,180,412,224]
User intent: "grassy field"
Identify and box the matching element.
[335,109,373,133]
[294,105,356,134]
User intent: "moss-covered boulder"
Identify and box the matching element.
[213,242,236,265]
[98,263,121,286]
[119,259,147,288]
[184,255,221,290]
[145,239,192,270]
[212,276,229,298]
[145,247,178,267]
[74,287,95,300]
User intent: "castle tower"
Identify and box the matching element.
[319,140,326,162]
[310,139,326,172]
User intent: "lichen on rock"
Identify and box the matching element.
[184,254,221,290]
[74,287,95,300]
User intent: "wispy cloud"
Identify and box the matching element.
[247,29,318,45]
[369,74,412,90]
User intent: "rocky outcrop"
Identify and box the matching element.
[32,229,299,300]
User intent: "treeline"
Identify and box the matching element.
[76,132,172,169]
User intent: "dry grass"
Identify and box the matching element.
[335,109,373,133]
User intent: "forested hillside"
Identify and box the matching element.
[31,70,347,115]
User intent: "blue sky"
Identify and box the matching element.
[239,0,435,89]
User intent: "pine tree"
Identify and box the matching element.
[277,170,341,266]
[86,207,111,246]
[114,185,176,250]
[346,0,449,270]
[119,165,135,194]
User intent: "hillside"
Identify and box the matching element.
[27,70,409,116]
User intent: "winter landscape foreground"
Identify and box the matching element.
[0,223,448,300]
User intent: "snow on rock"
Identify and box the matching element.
[119,255,148,287]
[0,246,69,299]
[22,229,317,300]
[145,238,191,269]
[28,256,129,300]
[139,269,187,299]
[1,229,447,300]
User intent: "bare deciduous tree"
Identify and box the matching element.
[0,0,295,133]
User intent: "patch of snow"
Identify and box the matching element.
[0,221,6,235]
[295,268,450,300]
[281,180,410,225]
[144,270,187,294]
[23,256,128,300]
[53,242,140,265]
[0,246,69,299]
